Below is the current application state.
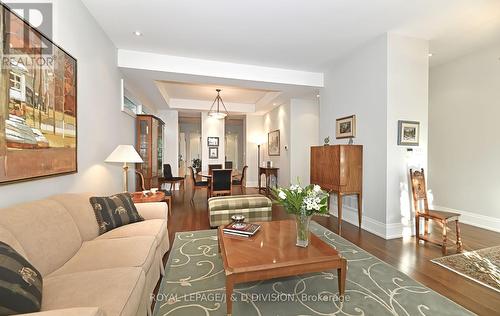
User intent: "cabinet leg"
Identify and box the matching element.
[337,193,343,235]
[357,193,362,228]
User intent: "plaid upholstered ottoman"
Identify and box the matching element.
[208,195,272,227]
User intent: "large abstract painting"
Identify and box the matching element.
[0,4,77,184]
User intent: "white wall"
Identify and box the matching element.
[320,34,429,239]
[157,110,179,188]
[429,42,500,232]
[0,0,135,208]
[320,35,389,228]
[263,103,291,187]
[386,34,429,237]
[290,99,320,185]
[201,112,225,170]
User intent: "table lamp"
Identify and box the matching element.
[105,145,144,192]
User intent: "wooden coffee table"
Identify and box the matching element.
[218,220,347,315]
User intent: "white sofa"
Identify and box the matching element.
[0,193,170,316]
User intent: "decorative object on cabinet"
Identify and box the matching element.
[135,114,165,191]
[0,3,77,185]
[105,145,144,192]
[207,137,219,147]
[336,115,356,139]
[410,168,462,255]
[209,147,219,159]
[398,120,420,146]
[258,167,279,196]
[324,136,330,145]
[310,145,363,234]
[268,130,280,156]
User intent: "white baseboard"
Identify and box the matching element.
[329,205,410,240]
[329,206,388,239]
[434,205,500,233]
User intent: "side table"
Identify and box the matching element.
[258,167,279,196]
[131,191,172,216]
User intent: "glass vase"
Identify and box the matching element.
[295,214,312,247]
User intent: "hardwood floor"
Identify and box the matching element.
[159,182,500,316]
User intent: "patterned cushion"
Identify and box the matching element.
[208,195,272,227]
[89,193,144,235]
[0,241,43,315]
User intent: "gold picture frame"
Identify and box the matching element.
[336,115,356,139]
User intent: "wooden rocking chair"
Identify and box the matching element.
[409,168,463,255]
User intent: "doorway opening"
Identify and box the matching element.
[179,112,202,177]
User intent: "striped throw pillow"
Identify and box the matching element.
[90,193,144,235]
[0,241,42,315]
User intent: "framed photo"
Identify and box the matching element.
[208,147,219,159]
[207,137,219,147]
[336,115,356,139]
[268,130,280,156]
[398,120,420,146]
[1,4,77,185]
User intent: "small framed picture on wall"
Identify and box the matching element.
[336,115,356,139]
[209,147,219,159]
[207,137,219,147]
[397,120,420,146]
[268,130,280,156]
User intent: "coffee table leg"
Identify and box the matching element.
[225,275,234,315]
[337,258,347,298]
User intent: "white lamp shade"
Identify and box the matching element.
[105,145,144,163]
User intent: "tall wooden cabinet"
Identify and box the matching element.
[136,114,164,191]
[310,145,363,234]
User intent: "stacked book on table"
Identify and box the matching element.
[223,222,261,238]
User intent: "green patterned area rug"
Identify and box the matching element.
[153,222,473,316]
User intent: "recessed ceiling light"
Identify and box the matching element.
[428,53,433,57]
[273,103,277,106]
[133,31,143,36]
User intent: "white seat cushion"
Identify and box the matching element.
[96,219,169,255]
[43,267,144,316]
[49,236,157,277]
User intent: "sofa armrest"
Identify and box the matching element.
[23,307,104,316]
[135,202,168,220]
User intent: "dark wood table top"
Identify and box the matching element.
[218,220,341,273]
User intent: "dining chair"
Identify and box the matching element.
[410,168,463,255]
[135,170,146,191]
[232,165,248,194]
[210,169,233,197]
[161,164,185,192]
[189,166,208,202]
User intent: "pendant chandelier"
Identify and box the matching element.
[208,89,229,119]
